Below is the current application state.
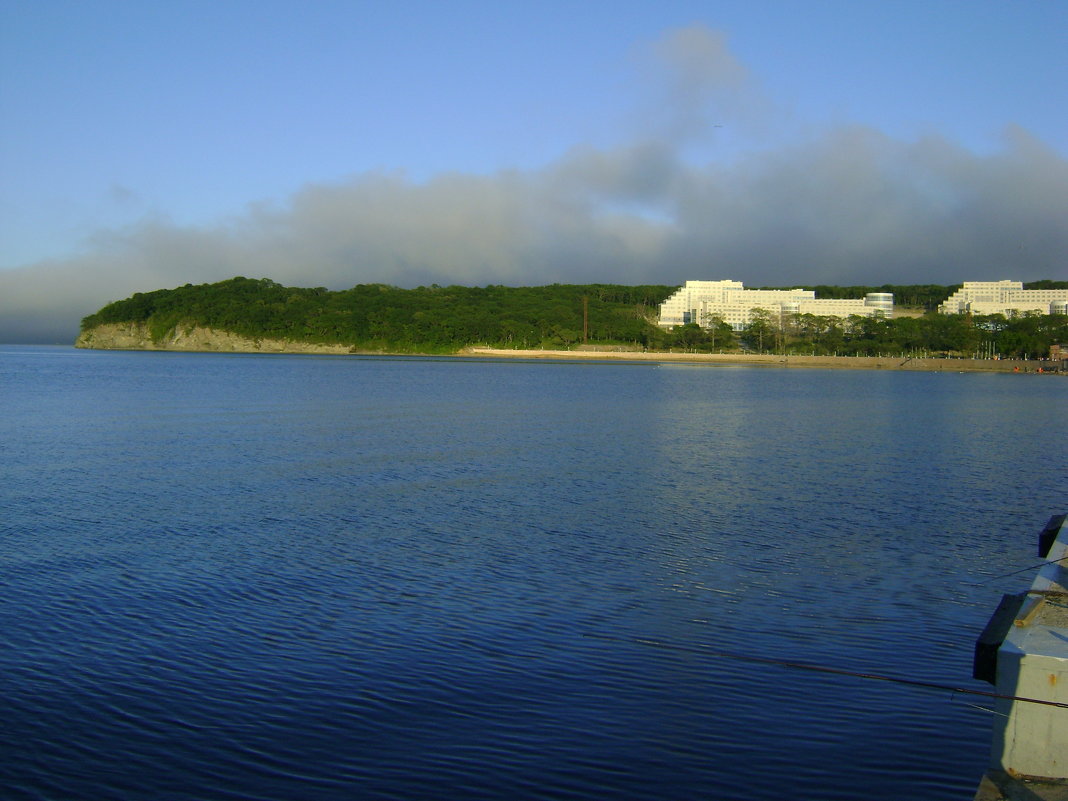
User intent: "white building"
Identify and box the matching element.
[658,280,894,330]
[938,281,1068,316]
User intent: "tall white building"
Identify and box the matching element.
[938,281,1068,316]
[658,280,894,330]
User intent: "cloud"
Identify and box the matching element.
[642,25,760,142]
[3,25,1067,343]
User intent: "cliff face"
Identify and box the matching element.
[75,322,354,354]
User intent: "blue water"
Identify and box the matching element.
[1,346,1065,800]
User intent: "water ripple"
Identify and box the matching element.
[2,349,1065,800]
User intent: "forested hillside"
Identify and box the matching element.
[80,278,675,352]
[80,277,1068,358]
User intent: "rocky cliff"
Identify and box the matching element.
[75,323,354,354]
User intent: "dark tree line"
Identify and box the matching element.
[752,281,1067,311]
[81,277,676,352]
[734,309,1068,359]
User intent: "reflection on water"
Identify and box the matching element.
[1,346,1065,800]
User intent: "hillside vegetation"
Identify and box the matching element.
[79,277,1068,358]
[80,278,674,352]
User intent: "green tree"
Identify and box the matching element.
[700,313,734,351]
[741,309,775,353]
[671,322,710,350]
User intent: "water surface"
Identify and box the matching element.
[2,346,1065,800]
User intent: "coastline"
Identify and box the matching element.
[460,347,1058,373]
[74,324,1062,373]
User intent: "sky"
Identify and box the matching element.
[1,0,1066,342]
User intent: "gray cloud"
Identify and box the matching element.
[3,25,1066,343]
[643,25,761,142]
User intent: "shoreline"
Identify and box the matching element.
[73,324,1062,374]
[460,347,1060,373]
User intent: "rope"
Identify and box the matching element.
[583,633,1068,710]
[976,553,1068,584]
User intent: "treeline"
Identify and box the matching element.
[673,309,1068,359]
[753,281,1067,310]
[1024,280,1068,289]
[754,283,958,309]
[80,277,676,352]
[80,277,1068,357]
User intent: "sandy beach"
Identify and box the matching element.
[461,347,1060,373]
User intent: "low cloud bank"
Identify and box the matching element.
[3,26,1066,343]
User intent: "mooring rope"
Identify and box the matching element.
[582,632,1068,710]
[975,553,1068,584]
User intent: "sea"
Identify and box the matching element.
[1,345,1065,801]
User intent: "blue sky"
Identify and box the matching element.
[1,0,1066,341]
